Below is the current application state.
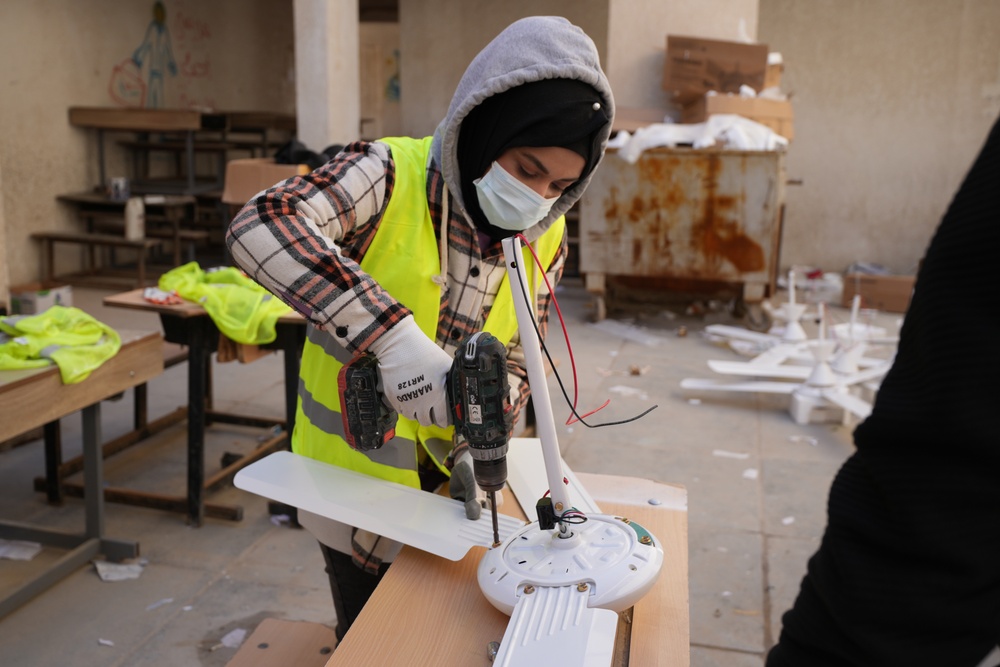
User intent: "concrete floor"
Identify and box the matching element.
[0,279,900,666]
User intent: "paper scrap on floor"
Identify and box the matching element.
[93,559,145,582]
[0,539,42,560]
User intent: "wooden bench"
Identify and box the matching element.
[31,231,162,288]
[57,192,203,267]
[71,211,211,264]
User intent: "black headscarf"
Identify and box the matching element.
[457,78,610,240]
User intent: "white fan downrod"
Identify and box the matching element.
[480,238,664,665]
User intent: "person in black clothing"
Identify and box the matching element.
[767,114,1000,666]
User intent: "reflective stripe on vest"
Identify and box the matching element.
[292,135,565,489]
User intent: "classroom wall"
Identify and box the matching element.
[0,162,8,309]
[758,0,1000,275]
[359,22,402,140]
[606,0,759,113]
[4,1,998,297]
[0,0,295,289]
[398,1,611,138]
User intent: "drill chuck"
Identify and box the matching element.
[472,456,508,493]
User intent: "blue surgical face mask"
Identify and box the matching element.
[473,161,559,232]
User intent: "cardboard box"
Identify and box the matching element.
[10,282,73,315]
[841,273,916,313]
[764,62,783,90]
[663,35,769,103]
[222,158,310,206]
[612,107,669,133]
[681,93,795,140]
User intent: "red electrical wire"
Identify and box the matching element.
[514,233,610,425]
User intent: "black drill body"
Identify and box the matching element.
[448,332,513,492]
[338,332,513,539]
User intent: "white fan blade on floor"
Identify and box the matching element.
[681,378,799,394]
[748,343,810,366]
[821,389,873,419]
[705,324,778,345]
[843,361,894,386]
[708,360,811,380]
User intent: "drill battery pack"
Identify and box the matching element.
[449,332,513,450]
[338,353,397,451]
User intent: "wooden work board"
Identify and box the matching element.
[326,473,689,666]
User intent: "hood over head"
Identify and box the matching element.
[431,16,615,242]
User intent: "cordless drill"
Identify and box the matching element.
[338,331,513,546]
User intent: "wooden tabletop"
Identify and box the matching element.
[57,191,197,208]
[68,107,225,132]
[68,107,293,134]
[327,472,690,666]
[0,329,163,441]
[222,111,297,133]
[103,288,305,324]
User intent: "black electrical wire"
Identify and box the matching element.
[510,257,658,429]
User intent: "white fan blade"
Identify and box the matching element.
[234,451,525,561]
[681,378,798,394]
[708,359,811,380]
[705,324,778,345]
[506,437,601,514]
[856,355,892,368]
[844,361,893,386]
[749,343,806,366]
[493,585,618,667]
[864,336,901,346]
[821,389,872,419]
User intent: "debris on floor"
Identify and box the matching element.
[98,638,115,647]
[608,385,650,400]
[742,468,759,480]
[93,559,145,582]
[589,319,665,347]
[713,449,750,460]
[146,597,174,611]
[0,538,42,560]
[210,627,248,651]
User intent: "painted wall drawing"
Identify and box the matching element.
[108,2,177,107]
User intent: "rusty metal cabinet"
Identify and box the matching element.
[578,147,786,319]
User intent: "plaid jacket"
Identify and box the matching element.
[227,139,567,429]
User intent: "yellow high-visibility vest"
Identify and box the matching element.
[293,135,565,488]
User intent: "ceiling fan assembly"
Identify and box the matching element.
[683,274,900,425]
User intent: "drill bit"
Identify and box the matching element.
[489,490,500,547]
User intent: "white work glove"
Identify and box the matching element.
[449,446,504,520]
[368,316,453,428]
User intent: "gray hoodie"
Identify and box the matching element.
[431,16,615,241]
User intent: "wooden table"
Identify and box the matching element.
[102,289,306,526]
[69,107,228,196]
[0,329,163,619]
[68,107,295,196]
[327,473,690,666]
